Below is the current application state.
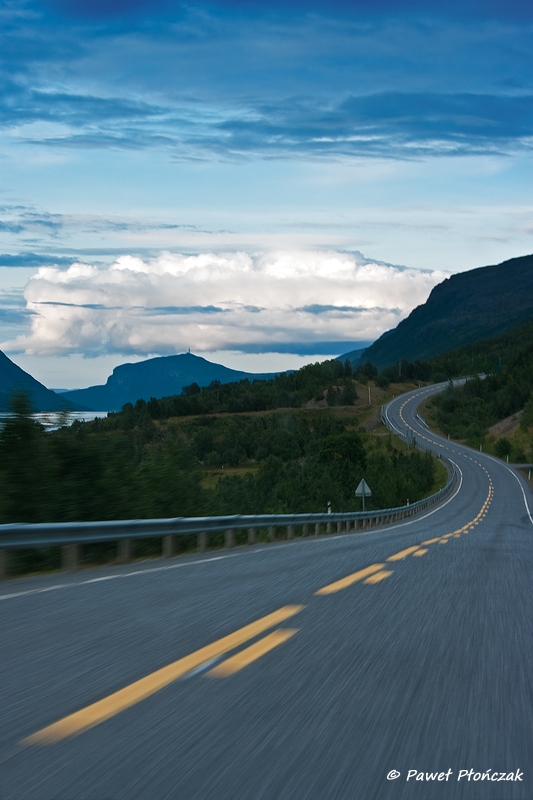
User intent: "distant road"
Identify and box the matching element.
[1,383,532,800]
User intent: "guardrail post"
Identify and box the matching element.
[163,535,174,558]
[62,543,80,572]
[0,450,455,576]
[118,538,131,564]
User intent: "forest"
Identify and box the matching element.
[0,387,445,576]
[423,320,533,459]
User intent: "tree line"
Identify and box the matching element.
[0,393,441,575]
[426,320,533,459]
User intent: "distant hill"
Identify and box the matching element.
[341,253,533,370]
[336,347,368,364]
[60,353,282,411]
[0,351,83,413]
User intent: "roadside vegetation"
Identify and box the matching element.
[3,313,532,580]
[421,321,533,461]
[0,374,447,576]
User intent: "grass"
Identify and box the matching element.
[201,464,260,490]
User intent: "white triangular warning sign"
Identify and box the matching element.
[355,479,372,497]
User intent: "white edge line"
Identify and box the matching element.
[0,470,462,603]
[0,396,467,604]
[417,410,533,529]
[394,386,533,528]
[504,466,533,525]
[466,450,533,525]
[0,553,243,602]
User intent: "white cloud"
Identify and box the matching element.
[4,250,446,357]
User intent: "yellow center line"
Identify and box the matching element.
[315,563,385,595]
[22,604,304,746]
[387,546,421,561]
[21,405,496,749]
[364,570,393,584]
[207,629,298,678]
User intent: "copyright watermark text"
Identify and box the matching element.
[387,769,523,782]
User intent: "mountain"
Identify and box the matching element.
[343,253,533,370]
[60,353,282,411]
[0,351,83,413]
[335,347,369,364]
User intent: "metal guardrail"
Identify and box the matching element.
[0,457,457,578]
[0,400,456,578]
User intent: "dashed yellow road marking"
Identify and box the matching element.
[24,393,497,748]
[22,605,304,745]
[206,629,298,678]
[364,570,393,584]
[387,546,420,561]
[315,564,385,595]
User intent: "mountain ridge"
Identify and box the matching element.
[0,351,84,413]
[60,353,282,411]
[343,253,533,369]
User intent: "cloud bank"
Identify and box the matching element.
[2,1,533,162]
[4,250,446,357]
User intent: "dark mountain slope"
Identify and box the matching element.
[0,351,82,412]
[345,253,533,370]
[60,352,281,411]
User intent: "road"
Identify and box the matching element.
[1,382,532,800]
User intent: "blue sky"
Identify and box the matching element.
[0,0,532,387]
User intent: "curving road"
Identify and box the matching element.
[1,382,532,800]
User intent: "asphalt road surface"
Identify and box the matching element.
[1,382,532,800]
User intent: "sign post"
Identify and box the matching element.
[355,479,372,512]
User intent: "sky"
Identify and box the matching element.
[0,0,532,388]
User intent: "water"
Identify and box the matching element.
[0,411,109,430]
